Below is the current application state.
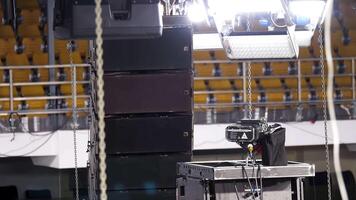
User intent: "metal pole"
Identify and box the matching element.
[9,69,13,112]
[297,60,302,102]
[352,58,356,118]
[47,0,58,127]
[47,0,56,105]
[242,62,248,118]
[352,58,355,100]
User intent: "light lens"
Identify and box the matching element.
[222,34,299,59]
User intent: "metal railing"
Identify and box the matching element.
[0,63,91,116]
[193,56,356,112]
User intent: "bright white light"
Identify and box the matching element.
[289,1,325,21]
[209,0,283,14]
[187,2,206,22]
[221,28,299,59]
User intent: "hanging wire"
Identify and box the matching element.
[246,14,253,119]
[318,19,332,200]
[94,0,108,199]
[248,63,252,119]
[67,40,79,200]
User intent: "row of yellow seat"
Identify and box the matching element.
[0,0,87,113]
[194,61,353,77]
[0,52,88,82]
[0,38,88,58]
[0,98,88,111]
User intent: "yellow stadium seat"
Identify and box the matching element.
[0,101,23,111]
[33,53,50,81]
[219,63,239,76]
[194,80,206,90]
[55,40,69,54]
[6,54,31,82]
[194,63,213,77]
[23,37,42,55]
[267,92,285,102]
[334,60,352,74]
[26,100,48,110]
[270,62,289,75]
[16,0,39,9]
[213,50,227,60]
[0,69,3,82]
[75,40,89,57]
[66,98,87,108]
[0,87,10,98]
[209,80,233,90]
[194,94,208,104]
[258,79,281,89]
[0,25,15,38]
[18,24,41,38]
[335,77,352,87]
[21,85,45,96]
[283,78,299,88]
[299,47,311,58]
[230,80,243,89]
[20,9,41,25]
[249,63,264,76]
[0,38,16,57]
[300,61,314,74]
[340,90,352,99]
[215,93,234,103]
[60,84,85,95]
[250,93,259,102]
[193,51,211,60]
[307,78,322,88]
[338,45,356,57]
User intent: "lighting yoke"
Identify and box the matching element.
[226,119,288,166]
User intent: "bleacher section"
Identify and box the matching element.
[0,0,89,115]
[0,0,355,122]
[193,28,356,119]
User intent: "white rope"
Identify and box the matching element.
[94,0,107,199]
[324,0,349,199]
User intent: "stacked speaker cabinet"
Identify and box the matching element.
[89,16,193,200]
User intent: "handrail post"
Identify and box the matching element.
[9,69,14,112]
[352,58,355,100]
[297,60,302,103]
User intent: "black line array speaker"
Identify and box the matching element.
[89,15,192,200]
[105,153,191,190]
[103,71,192,115]
[104,114,193,154]
[103,16,192,71]
[102,189,176,200]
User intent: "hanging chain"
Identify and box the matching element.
[247,15,253,119]
[94,0,108,199]
[248,63,252,119]
[318,21,332,200]
[67,40,79,200]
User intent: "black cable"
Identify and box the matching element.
[258,164,263,200]
[234,182,241,200]
[252,164,260,199]
[8,112,20,141]
[242,165,256,200]
[20,118,69,136]
[0,132,55,157]
[0,114,71,157]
